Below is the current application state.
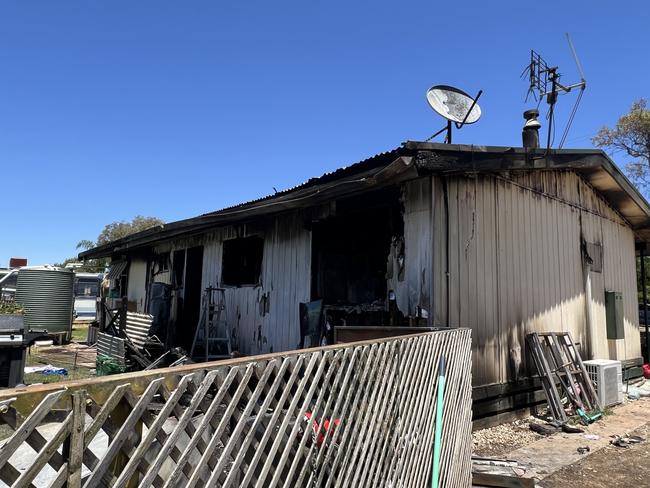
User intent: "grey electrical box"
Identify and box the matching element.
[605,291,624,340]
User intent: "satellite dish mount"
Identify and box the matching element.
[425,85,483,143]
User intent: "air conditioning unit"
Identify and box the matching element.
[583,359,623,407]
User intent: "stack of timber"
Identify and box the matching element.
[0,329,472,487]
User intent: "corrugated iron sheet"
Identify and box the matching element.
[200,148,403,216]
[97,332,126,365]
[79,142,650,260]
[107,261,128,279]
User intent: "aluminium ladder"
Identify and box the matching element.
[190,287,232,362]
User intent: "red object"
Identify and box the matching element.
[642,364,650,379]
[303,411,341,447]
[9,257,27,268]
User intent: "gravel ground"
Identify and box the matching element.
[472,417,545,457]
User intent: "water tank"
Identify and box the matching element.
[16,266,74,336]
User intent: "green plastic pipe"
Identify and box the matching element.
[431,355,446,488]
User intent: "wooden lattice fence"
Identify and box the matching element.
[0,329,471,487]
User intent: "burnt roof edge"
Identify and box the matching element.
[79,143,650,260]
[79,151,416,259]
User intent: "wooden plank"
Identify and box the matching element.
[222,357,293,488]
[206,359,280,486]
[472,472,535,488]
[351,343,402,487]
[329,343,391,488]
[1,331,445,414]
[151,370,223,488]
[306,347,363,488]
[0,390,65,469]
[49,465,68,488]
[237,355,312,487]
[114,374,193,486]
[67,390,86,488]
[265,351,332,488]
[186,365,256,487]
[285,350,348,487]
[334,326,436,343]
[84,383,130,448]
[14,413,73,488]
[371,338,423,486]
[83,378,163,488]
[0,407,66,472]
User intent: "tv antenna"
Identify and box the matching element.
[523,33,587,151]
[425,85,483,143]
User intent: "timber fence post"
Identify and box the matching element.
[67,390,86,487]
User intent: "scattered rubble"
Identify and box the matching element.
[609,434,645,448]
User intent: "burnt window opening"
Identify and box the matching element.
[311,187,403,306]
[154,252,170,273]
[222,236,264,286]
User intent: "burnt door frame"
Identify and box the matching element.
[180,246,204,351]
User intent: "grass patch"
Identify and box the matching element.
[24,366,94,384]
[24,341,95,385]
[70,325,88,343]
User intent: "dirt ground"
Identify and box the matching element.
[541,423,650,488]
[474,399,650,487]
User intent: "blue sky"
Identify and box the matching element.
[1,1,648,266]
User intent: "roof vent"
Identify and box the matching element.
[522,109,541,149]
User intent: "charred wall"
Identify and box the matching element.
[431,170,641,387]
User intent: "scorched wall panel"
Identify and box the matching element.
[200,212,311,356]
[432,170,640,386]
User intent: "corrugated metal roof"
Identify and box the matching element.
[201,147,403,216]
[78,142,650,259]
[79,146,409,259]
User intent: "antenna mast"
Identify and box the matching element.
[523,34,587,152]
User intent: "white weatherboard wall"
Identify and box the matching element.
[201,211,312,355]
[429,170,640,387]
[149,212,311,356]
[132,168,640,389]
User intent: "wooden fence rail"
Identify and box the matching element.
[0,329,472,488]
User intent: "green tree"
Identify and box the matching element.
[593,99,650,193]
[94,215,164,247]
[56,216,164,272]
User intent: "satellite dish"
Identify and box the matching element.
[424,85,483,143]
[426,85,482,124]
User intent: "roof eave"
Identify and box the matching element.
[78,143,650,260]
[78,154,418,260]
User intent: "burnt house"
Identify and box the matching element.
[81,142,650,409]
